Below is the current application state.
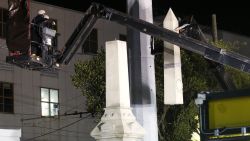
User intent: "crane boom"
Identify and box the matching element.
[57,3,250,74]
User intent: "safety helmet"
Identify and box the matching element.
[44,15,49,19]
[38,10,46,15]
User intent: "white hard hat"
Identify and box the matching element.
[38,9,46,15]
[44,15,49,19]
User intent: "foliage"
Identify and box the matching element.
[211,40,239,51]
[212,40,250,89]
[226,67,250,89]
[71,50,105,116]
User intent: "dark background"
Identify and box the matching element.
[34,0,250,36]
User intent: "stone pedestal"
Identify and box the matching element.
[91,40,145,141]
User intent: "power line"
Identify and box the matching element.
[22,130,89,138]
[12,95,85,114]
[21,111,90,121]
[23,113,92,141]
[23,125,90,135]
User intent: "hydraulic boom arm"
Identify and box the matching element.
[58,3,250,74]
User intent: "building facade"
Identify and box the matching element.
[0,0,126,141]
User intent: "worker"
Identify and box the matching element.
[31,10,47,57]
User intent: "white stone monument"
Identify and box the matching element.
[91,40,145,141]
[127,0,158,140]
[164,8,183,105]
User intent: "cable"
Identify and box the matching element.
[23,113,92,141]
[21,111,90,121]
[22,131,88,138]
[23,125,90,135]
[12,94,84,110]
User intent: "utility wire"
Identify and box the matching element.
[13,94,85,114]
[23,113,92,141]
[22,130,89,138]
[21,111,90,121]
[23,125,90,135]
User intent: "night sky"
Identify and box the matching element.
[34,0,250,36]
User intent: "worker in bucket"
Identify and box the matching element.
[31,9,47,57]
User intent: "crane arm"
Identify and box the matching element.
[58,3,250,73]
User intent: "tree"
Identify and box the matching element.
[71,50,105,116]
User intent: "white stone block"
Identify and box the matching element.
[105,41,130,108]
[164,8,183,105]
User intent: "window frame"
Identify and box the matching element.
[119,34,127,41]
[82,28,98,55]
[0,7,8,39]
[40,87,59,117]
[0,82,14,114]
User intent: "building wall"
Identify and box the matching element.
[0,0,126,141]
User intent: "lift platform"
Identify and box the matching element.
[6,54,59,71]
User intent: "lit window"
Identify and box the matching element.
[41,88,59,117]
[0,82,14,113]
[82,28,98,54]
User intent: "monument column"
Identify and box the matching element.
[127,0,158,141]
